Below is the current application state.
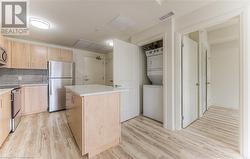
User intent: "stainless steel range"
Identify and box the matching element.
[0,85,22,132]
[11,87,21,131]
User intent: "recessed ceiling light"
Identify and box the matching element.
[30,18,50,29]
[106,40,114,47]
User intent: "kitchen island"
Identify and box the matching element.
[65,85,126,158]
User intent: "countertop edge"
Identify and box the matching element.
[0,89,12,96]
[21,83,48,87]
[65,85,128,97]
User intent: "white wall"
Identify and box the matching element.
[73,49,105,85]
[210,40,240,109]
[208,24,239,45]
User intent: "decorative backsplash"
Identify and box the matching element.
[0,68,48,85]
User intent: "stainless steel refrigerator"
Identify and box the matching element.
[48,61,74,112]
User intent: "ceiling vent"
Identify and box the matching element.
[159,11,175,21]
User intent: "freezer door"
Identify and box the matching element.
[49,78,73,112]
[49,61,73,78]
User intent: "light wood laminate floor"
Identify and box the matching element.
[0,106,241,159]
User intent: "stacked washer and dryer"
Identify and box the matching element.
[143,46,163,122]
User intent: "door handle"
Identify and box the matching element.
[196,83,200,86]
[206,82,211,85]
[49,80,52,95]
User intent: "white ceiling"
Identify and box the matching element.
[9,0,217,53]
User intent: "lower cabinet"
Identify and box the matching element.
[21,85,48,116]
[0,91,11,147]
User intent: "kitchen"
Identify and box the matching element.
[0,0,250,159]
[0,34,127,158]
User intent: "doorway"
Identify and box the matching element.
[181,16,241,152]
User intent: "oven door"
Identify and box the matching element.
[12,88,21,118]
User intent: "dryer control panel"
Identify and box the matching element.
[145,47,163,57]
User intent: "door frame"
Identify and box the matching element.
[175,6,250,157]
[205,49,208,113]
[181,34,199,128]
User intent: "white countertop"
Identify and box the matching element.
[0,83,48,88]
[0,89,12,96]
[65,85,128,96]
[21,83,48,87]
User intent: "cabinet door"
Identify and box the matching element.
[0,35,4,47]
[23,86,48,115]
[12,41,30,69]
[0,92,11,147]
[48,47,61,61]
[0,95,4,146]
[61,49,73,62]
[30,44,48,69]
[2,92,11,135]
[3,38,12,68]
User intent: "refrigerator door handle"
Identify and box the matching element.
[49,80,52,95]
[48,61,51,77]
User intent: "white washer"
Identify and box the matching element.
[143,85,163,122]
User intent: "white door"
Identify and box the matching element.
[83,57,105,85]
[182,36,199,128]
[113,39,140,122]
[206,49,212,107]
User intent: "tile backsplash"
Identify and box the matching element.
[0,68,48,85]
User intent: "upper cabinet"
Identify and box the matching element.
[30,44,48,69]
[3,38,12,68]
[61,49,73,62]
[0,35,4,47]
[12,41,30,69]
[48,47,61,61]
[48,47,73,62]
[2,39,73,69]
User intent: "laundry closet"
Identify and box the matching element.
[105,39,164,123]
[141,40,163,122]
